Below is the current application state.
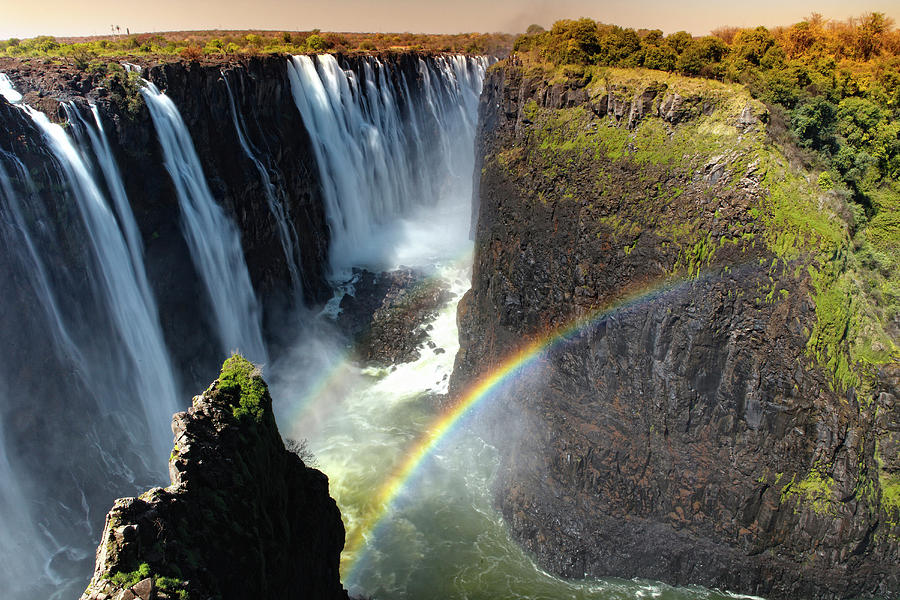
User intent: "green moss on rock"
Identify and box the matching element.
[780,469,837,516]
[217,354,268,423]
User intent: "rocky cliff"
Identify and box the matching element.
[451,59,900,599]
[80,355,348,600]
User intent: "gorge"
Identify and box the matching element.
[0,34,897,600]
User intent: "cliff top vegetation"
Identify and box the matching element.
[0,29,514,63]
[507,13,899,391]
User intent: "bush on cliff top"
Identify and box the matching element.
[217,354,268,423]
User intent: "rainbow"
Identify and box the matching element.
[342,272,695,579]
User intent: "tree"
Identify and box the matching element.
[596,25,641,65]
[306,34,328,52]
[547,18,601,64]
[856,12,892,60]
[792,96,837,151]
[733,26,776,65]
[665,31,694,54]
[837,97,884,147]
[642,29,664,45]
[644,44,677,71]
[677,36,728,76]
[711,25,740,44]
[784,21,820,57]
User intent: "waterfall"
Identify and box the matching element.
[286,54,488,275]
[141,81,268,364]
[24,103,179,457]
[0,78,180,598]
[221,70,305,299]
[0,54,488,599]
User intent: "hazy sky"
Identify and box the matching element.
[1,0,897,40]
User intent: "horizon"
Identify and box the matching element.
[1,0,898,41]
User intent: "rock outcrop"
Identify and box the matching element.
[336,268,453,366]
[80,355,348,600]
[451,61,899,599]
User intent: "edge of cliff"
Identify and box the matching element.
[80,355,349,600]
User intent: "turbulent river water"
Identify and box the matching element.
[0,55,765,600]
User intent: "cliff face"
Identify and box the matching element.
[451,60,900,599]
[80,355,348,600]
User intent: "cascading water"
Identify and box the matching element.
[141,81,268,364]
[0,76,179,599]
[286,54,487,275]
[221,70,305,299]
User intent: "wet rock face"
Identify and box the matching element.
[80,356,349,600]
[451,65,899,599]
[337,268,452,366]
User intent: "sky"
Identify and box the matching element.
[0,0,897,40]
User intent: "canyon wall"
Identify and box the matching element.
[451,60,899,599]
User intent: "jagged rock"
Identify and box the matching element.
[627,83,665,129]
[336,268,452,366]
[80,355,349,600]
[131,578,153,600]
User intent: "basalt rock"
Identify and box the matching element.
[80,355,349,600]
[451,64,899,599]
[336,268,452,366]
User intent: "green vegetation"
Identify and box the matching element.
[0,29,513,61]
[217,354,268,423]
[506,14,899,394]
[156,576,190,600]
[497,68,770,283]
[514,15,899,200]
[108,563,188,599]
[86,61,144,116]
[882,473,900,515]
[780,469,837,515]
[110,562,151,588]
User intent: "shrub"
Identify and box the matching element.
[179,45,203,61]
[306,34,328,52]
[218,354,268,423]
[284,438,318,466]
